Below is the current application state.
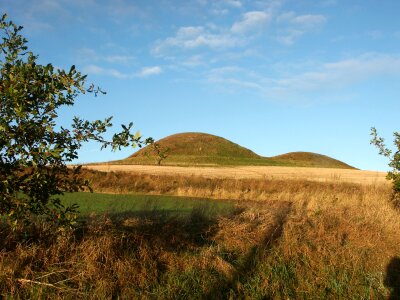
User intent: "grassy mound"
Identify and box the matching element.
[273,151,355,169]
[131,132,259,159]
[113,132,355,169]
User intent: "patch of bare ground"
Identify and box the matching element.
[84,164,387,185]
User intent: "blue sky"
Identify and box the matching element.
[1,0,399,170]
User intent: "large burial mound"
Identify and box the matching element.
[272,152,355,169]
[119,132,355,169]
[131,132,259,159]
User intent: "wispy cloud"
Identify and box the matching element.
[319,0,337,7]
[137,66,162,77]
[276,12,326,45]
[77,48,135,64]
[152,26,241,55]
[153,9,273,56]
[83,64,162,79]
[231,11,271,34]
[83,64,130,79]
[223,0,242,8]
[207,66,264,90]
[182,55,205,67]
[290,14,327,27]
[206,53,400,101]
[275,53,400,91]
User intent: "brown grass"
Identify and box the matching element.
[84,164,386,185]
[1,169,399,298]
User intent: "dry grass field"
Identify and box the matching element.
[85,164,387,185]
[1,167,399,299]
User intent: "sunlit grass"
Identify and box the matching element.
[1,175,399,299]
[60,192,235,217]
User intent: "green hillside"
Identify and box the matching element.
[112,132,355,169]
[131,132,259,159]
[272,152,355,169]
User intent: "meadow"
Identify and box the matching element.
[60,192,235,217]
[1,169,399,299]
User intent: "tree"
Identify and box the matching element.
[0,14,151,229]
[145,142,170,165]
[370,127,400,208]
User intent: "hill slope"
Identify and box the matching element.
[115,132,355,169]
[131,132,259,159]
[272,152,354,169]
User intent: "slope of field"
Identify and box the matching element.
[113,132,355,169]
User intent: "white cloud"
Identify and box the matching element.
[319,0,337,7]
[277,12,326,27]
[211,8,230,15]
[83,64,162,79]
[182,55,205,67]
[153,10,273,56]
[207,66,263,90]
[224,0,242,8]
[231,11,271,34]
[277,29,304,45]
[276,12,326,45]
[83,64,129,79]
[137,66,162,77]
[152,26,241,55]
[253,0,282,11]
[290,14,326,27]
[205,53,400,101]
[268,53,400,99]
[107,0,142,17]
[104,55,135,64]
[77,48,135,64]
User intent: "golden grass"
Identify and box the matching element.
[1,169,399,298]
[84,164,387,185]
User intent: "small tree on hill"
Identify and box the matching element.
[370,127,400,208]
[0,14,151,229]
[145,142,169,165]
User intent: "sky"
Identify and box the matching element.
[1,0,399,170]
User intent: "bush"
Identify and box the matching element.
[370,127,400,208]
[0,14,151,230]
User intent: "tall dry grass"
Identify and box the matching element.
[1,170,399,298]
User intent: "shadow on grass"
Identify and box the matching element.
[385,256,400,300]
[204,201,293,299]
[0,201,291,299]
[73,205,236,252]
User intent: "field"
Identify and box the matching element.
[61,192,235,217]
[85,164,387,185]
[1,166,399,299]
